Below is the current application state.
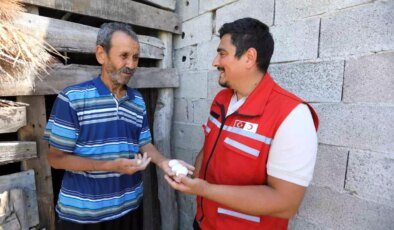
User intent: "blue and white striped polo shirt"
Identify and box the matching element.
[44,75,152,223]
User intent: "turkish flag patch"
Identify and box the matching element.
[234,120,258,133]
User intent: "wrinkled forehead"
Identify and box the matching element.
[110,31,140,52]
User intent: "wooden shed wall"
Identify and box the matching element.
[0,1,180,229]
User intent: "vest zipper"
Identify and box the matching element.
[198,102,226,223]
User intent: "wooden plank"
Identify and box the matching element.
[0,170,39,228]
[141,0,176,10]
[154,32,178,230]
[0,141,37,165]
[0,65,179,96]
[17,96,55,230]
[0,189,29,229]
[0,106,27,134]
[14,13,165,59]
[20,0,181,34]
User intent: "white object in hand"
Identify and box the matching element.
[169,160,188,176]
[168,159,180,168]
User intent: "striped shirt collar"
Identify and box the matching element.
[93,75,135,100]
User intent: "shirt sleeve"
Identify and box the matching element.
[266,104,318,187]
[43,91,79,152]
[138,109,152,147]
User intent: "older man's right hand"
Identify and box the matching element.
[113,152,151,174]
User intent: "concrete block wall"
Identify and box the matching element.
[172,1,394,229]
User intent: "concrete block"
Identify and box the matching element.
[298,186,394,229]
[174,98,192,123]
[175,71,208,99]
[172,122,204,151]
[174,45,197,71]
[289,217,323,230]
[276,0,372,24]
[176,0,199,21]
[344,52,394,103]
[199,0,238,14]
[196,37,220,70]
[269,60,344,102]
[320,2,394,57]
[271,19,319,62]
[311,144,348,192]
[207,70,225,99]
[314,103,394,154]
[191,99,212,125]
[216,0,274,34]
[174,13,213,49]
[345,149,394,206]
[173,146,200,167]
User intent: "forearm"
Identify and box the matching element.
[48,146,113,171]
[202,184,288,217]
[200,176,306,218]
[140,143,167,166]
[194,148,204,177]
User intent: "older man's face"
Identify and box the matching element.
[103,31,140,86]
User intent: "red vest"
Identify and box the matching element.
[196,73,319,230]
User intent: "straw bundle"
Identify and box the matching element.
[0,0,63,86]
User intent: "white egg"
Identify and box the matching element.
[175,165,188,176]
[170,163,188,176]
[168,159,180,168]
[171,163,182,171]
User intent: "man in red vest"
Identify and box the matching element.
[165,17,319,230]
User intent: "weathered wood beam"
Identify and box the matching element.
[0,170,39,228]
[0,65,179,96]
[154,32,178,230]
[0,142,37,165]
[141,0,176,11]
[17,96,55,230]
[20,0,181,34]
[0,106,27,134]
[0,189,29,230]
[14,13,165,59]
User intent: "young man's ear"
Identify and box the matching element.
[244,47,258,69]
[96,45,107,65]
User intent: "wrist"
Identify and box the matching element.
[102,160,115,171]
[200,180,210,197]
[157,157,169,169]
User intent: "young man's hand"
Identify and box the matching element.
[158,159,195,182]
[164,174,208,196]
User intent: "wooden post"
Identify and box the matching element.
[154,32,178,230]
[17,96,55,230]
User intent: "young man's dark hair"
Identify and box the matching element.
[218,17,274,72]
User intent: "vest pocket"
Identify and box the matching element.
[223,136,262,159]
[216,207,260,229]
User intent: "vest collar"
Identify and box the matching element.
[215,72,275,117]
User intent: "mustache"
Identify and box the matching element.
[119,67,136,75]
[217,67,224,72]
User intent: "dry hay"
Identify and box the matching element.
[0,0,64,88]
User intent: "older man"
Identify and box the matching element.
[44,22,192,230]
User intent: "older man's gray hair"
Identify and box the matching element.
[96,22,139,53]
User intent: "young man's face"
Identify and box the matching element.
[212,34,245,89]
[102,31,140,86]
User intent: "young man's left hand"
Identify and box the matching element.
[164,174,208,196]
